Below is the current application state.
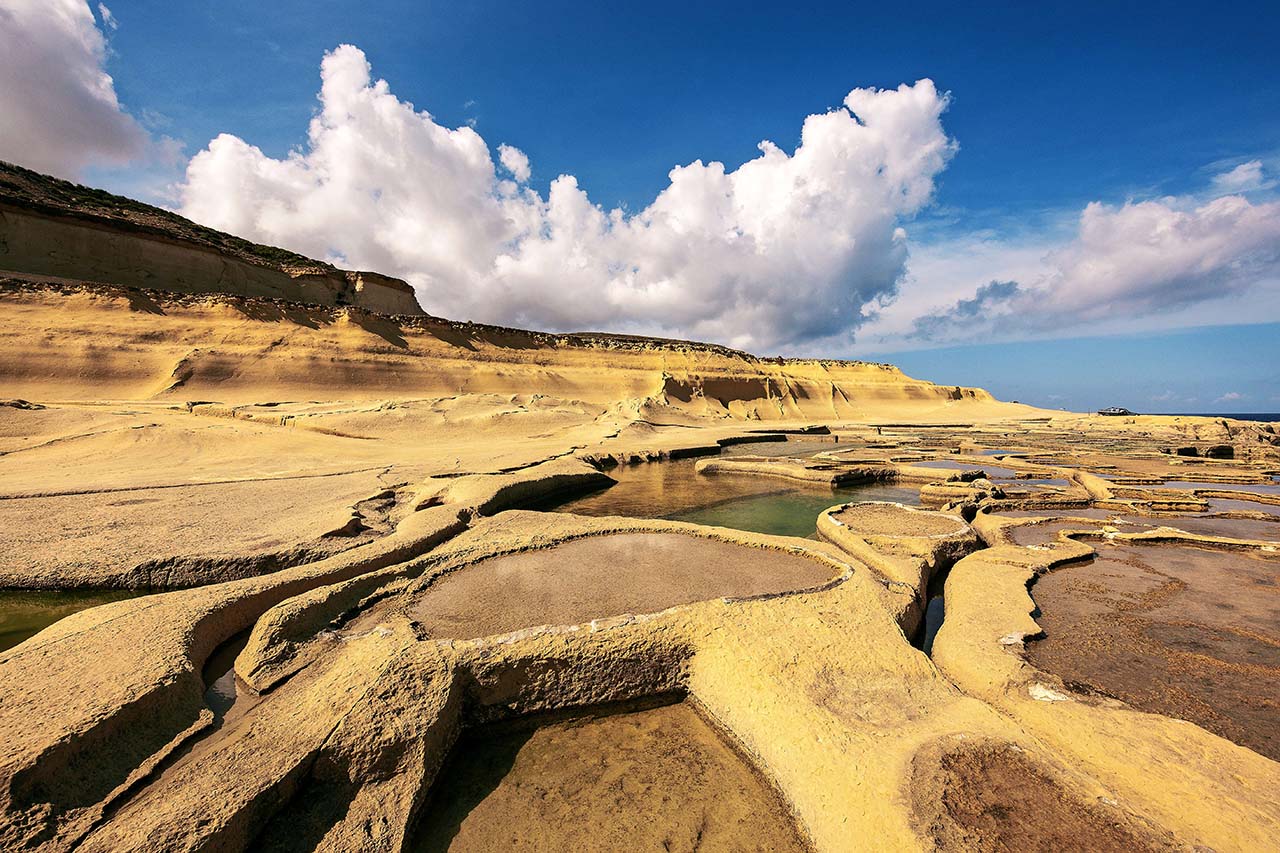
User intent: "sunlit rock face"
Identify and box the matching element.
[1,169,1279,852]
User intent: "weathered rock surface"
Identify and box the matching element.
[1,172,1278,851]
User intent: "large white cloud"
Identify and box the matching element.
[0,0,145,178]
[179,45,953,351]
[860,162,1280,350]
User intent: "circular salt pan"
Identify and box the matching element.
[411,532,837,639]
[830,502,967,538]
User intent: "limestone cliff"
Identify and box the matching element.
[0,161,1022,421]
[0,161,423,315]
[0,277,1016,421]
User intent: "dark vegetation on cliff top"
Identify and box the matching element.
[0,160,332,274]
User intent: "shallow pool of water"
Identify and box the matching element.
[543,458,920,538]
[997,477,1070,487]
[411,532,837,639]
[720,438,835,458]
[412,700,809,853]
[1117,515,1280,542]
[1163,480,1280,495]
[1204,497,1280,516]
[202,628,254,720]
[1026,542,1280,760]
[0,589,144,653]
[914,459,1021,478]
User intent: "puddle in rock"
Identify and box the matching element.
[412,699,809,853]
[996,477,1070,487]
[919,595,945,654]
[1008,521,1110,547]
[411,532,837,639]
[1117,515,1280,542]
[913,743,1169,852]
[201,628,254,720]
[542,457,919,539]
[913,459,1021,478]
[829,502,966,538]
[0,588,145,653]
[720,438,835,458]
[1204,497,1280,516]
[1162,480,1280,495]
[1025,542,1280,760]
[994,508,1118,521]
[999,510,1280,543]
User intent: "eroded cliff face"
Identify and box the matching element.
[0,278,1010,421]
[0,161,423,316]
[0,160,1014,420]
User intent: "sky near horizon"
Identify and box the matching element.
[0,0,1277,412]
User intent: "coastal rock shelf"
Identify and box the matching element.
[0,186,1278,850]
[1,401,1278,852]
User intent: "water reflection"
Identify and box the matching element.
[1162,480,1280,495]
[0,589,144,653]
[543,457,920,539]
[913,459,1020,478]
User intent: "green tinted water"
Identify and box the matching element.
[545,453,920,539]
[672,483,922,538]
[0,589,143,653]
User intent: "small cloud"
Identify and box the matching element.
[1215,391,1245,403]
[1211,160,1272,194]
[465,117,477,128]
[497,143,531,183]
[1150,390,1177,402]
[908,279,1020,340]
[97,3,117,30]
[139,108,172,130]
[1046,394,1064,401]
[463,99,477,109]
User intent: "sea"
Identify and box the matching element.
[1156,413,1280,423]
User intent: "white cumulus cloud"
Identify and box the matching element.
[0,0,145,178]
[497,144,530,183]
[861,183,1280,350]
[179,45,954,351]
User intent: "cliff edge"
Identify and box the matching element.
[0,161,424,315]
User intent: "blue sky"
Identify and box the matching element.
[96,1,1279,214]
[2,0,1278,412]
[887,323,1280,414]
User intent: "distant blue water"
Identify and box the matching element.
[1155,412,1280,422]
